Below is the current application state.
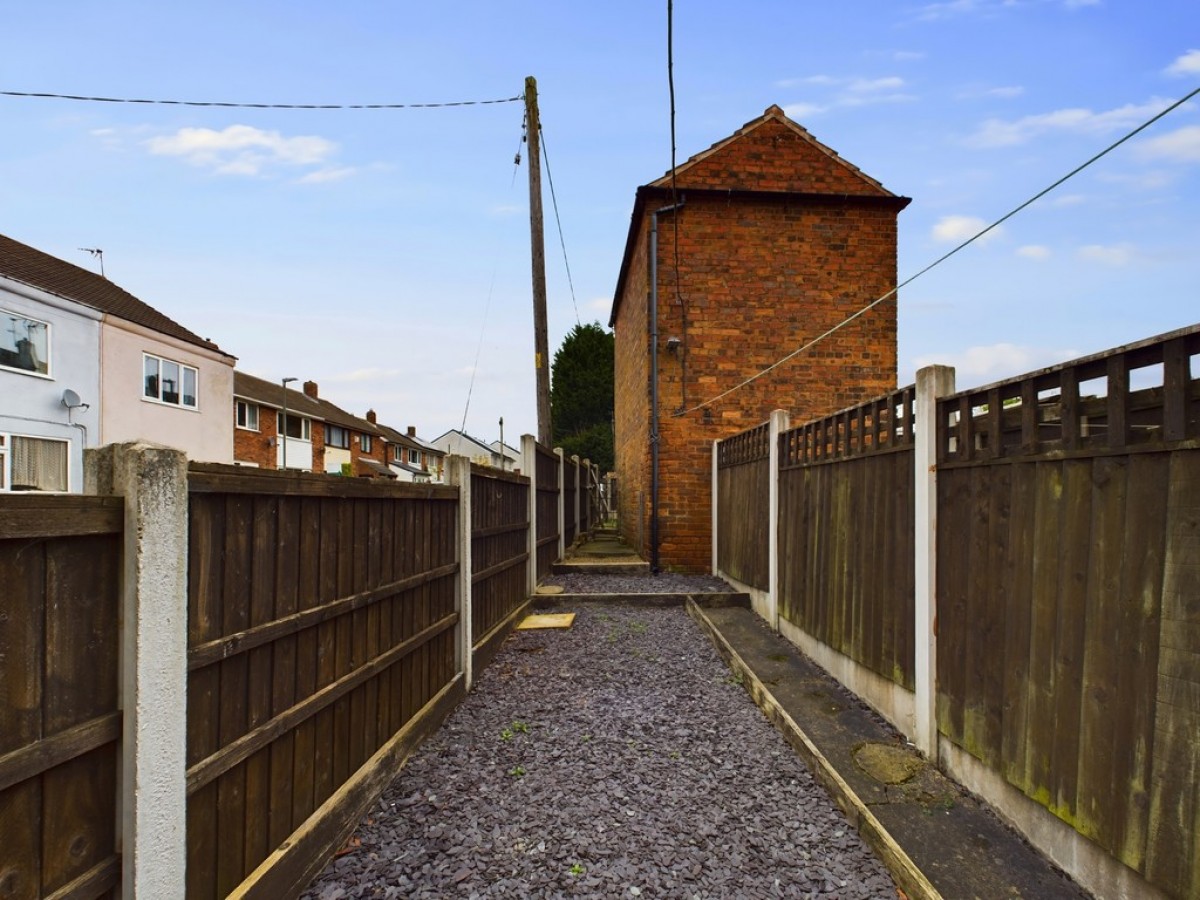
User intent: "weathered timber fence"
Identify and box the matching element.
[563,454,579,548]
[713,323,1200,900]
[778,387,916,691]
[0,496,124,900]
[0,433,587,900]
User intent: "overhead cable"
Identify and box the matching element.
[538,126,581,326]
[0,89,522,110]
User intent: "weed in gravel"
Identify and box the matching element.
[724,671,745,686]
[511,720,530,734]
[568,863,586,876]
[629,621,648,634]
[581,734,592,743]
[500,728,514,741]
[508,765,526,777]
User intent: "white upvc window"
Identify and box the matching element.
[326,425,350,449]
[0,309,51,377]
[235,400,259,431]
[408,448,420,466]
[143,353,198,408]
[0,433,70,492]
[360,433,372,453]
[277,411,311,441]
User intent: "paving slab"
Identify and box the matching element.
[689,601,1093,900]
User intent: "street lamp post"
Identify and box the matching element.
[281,377,297,469]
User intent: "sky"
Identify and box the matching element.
[2,1,1197,443]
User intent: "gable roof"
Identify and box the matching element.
[233,371,327,420]
[609,106,911,327]
[0,232,231,357]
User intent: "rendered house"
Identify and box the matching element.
[610,106,910,572]
[0,232,235,492]
[430,429,513,471]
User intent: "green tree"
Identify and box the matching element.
[551,322,614,472]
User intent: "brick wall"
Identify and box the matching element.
[232,404,326,472]
[612,109,905,572]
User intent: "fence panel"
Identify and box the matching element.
[563,458,578,547]
[0,496,124,900]
[935,325,1200,899]
[470,465,530,647]
[184,466,460,900]
[534,445,561,580]
[777,388,916,688]
[716,422,771,591]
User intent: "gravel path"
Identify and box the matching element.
[541,572,737,594]
[303,604,898,899]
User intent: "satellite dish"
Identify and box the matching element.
[62,389,82,409]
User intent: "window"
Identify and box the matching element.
[277,412,311,441]
[1,434,69,492]
[408,448,420,466]
[235,400,259,431]
[391,445,402,463]
[144,354,198,408]
[360,433,372,453]
[326,424,350,449]
[0,310,50,376]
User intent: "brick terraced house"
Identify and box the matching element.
[610,105,910,572]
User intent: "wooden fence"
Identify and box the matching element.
[0,433,584,900]
[935,329,1200,900]
[712,323,1200,900]
[715,422,770,591]
[469,464,531,670]
[778,387,916,689]
[563,456,578,548]
[0,495,124,900]
[532,443,561,581]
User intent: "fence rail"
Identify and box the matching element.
[470,465,531,664]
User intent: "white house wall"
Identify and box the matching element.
[324,445,350,475]
[0,276,102,491]
[99,317,234,463]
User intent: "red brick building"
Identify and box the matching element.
[610,105,910,572]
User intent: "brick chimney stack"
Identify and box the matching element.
[407,426,417,437]
[366,409,377,424]
[303,380,319,399]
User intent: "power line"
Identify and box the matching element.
[0,89,522,109]
[676,83,1200,417]
[538,125,581,326]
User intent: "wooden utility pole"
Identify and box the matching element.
[525,75,552,445]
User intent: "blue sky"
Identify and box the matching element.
[3,1,1197,442]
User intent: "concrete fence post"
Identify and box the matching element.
[521,435,538,595]
[914,366,955,761]
[768,409,790,633]
[85,442,188,900]
[446,455,474,691]
[581,458,591,536]
[711,440,720,576]
[555,448,566,560]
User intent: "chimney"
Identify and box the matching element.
[366,409,377,424]
[407,426,417,437]
[303,380,319,399]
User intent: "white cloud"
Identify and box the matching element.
[892,50,926,62]
[912,342,1079,383]
[931,215,1003,244]
[780,74,913,118]
[489,204,524,217]
[1078,243,1135,265]
[1136,125,1200,163]
[1017,244,1051,260]
[297,167,356,184]
[1166,49,1200,77]
[965,98,1171,147]
[146,125,338,176]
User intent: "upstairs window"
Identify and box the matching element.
[326,425,350,449]
[408,448,420,466]
[0,310,50,376]
[360,433,372,453]
[235,400,259,431]
[277,412,311,441]
[144,354,197,408]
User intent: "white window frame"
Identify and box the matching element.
[235,400,259,431]
[326,424,350,450]
[0,308,52,378]
[408,448,420,466]
[360,433,372,453]
[143,353,198,409]
[276,411,312,442]
[0,432,71,493]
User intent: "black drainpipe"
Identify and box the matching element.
[648,197,684,574]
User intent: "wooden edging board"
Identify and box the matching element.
[685,600,942,900]
[227,674,466,900]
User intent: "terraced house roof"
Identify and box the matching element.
[0,232,231,357]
